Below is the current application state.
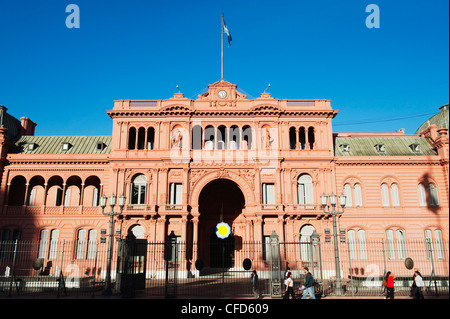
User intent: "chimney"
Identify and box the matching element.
[21,117,37,136]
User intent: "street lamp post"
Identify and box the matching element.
[100,193,126,296]
[320,192,346,295]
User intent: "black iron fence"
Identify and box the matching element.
[0,237,448,298]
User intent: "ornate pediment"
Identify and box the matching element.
[197,79,247,107]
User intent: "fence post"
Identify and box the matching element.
[269,231,282,298]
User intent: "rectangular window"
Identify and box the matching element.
[169,183,183,205]
[262,183,275,205]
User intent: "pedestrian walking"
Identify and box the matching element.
[413,269,425,299]
[384,271,395,299]
[251,270,260,299]
[301,267,316,299]
[283,271,294,299]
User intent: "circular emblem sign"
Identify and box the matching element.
[215,222,231,239]
[405,257,414,270]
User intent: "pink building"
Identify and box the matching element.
[0,80,448,284]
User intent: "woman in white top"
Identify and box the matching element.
[284,272,295,299]
[413,270,424,299]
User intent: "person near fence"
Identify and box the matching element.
[251,270,260,299]
[283,271,294,299]
[384,271,395,299]
[301,267,316,299]
[413,269,425,299]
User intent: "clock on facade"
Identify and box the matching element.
[217,90,227,99]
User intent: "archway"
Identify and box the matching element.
[197,179,245,268]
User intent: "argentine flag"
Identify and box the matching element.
[223,19,232,47]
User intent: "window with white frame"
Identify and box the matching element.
[348,230,357,260]
[429,184,439,206]
[425,229,445,260]
[347,229,367,260]
[297,174,314,206]
[343,184,352,207]
[76,229,97,260]
[358,229,367,260]
[385,229,395,259]
[418,183,427,206]
[424,229,434,260]
[38,229,59,259]
[354,183,363,207]
[381,183,390,207]
[262,183,275,205]
[169,183,183,205]
[434,229,445,260]
[300,225,316,261]
[131,174,147,205]
[391,183,400,206]
[396,229,407,259]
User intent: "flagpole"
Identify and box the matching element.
[221,14,224,79]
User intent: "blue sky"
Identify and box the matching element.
[0,0,448,136]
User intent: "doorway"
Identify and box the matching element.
[197,179,245,268]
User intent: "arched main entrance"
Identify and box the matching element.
[197,179,245,268]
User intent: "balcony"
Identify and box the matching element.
[2,205,102,215]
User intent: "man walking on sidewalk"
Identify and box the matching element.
[302,267,316,299]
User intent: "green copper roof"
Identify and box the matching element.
[415,104,449,134]
[10,136,111,155]
[334,135,437,157]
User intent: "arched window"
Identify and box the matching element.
[358,230,367,260]
[137,127,146,150]
[289,127,297,150]
[76,229,86,259]
[298,174,314,207]
[385,229,395,259]
[391,183,400,206]
[8,175,27,206]
[348,229,357,260]
[354,183,363,207]
[386,228,407,260]
[396,229,407,259]
[242,125,252,150]
[130,174,147,205]
[229,125,240,150]
[429,184,439,206]
[300,225,316,261]
[434,229,445,260]
[204,125,215,150]
[76,229,97,260]
[299,127,306,150]
[38,229,59,259]
[381,183,390,207]
[128,127,136,150]
[343,184,352,207]
[308,127,315,150]
[217,125,227,150]
[418,183,427,206]
[192,125,203,150]
[147,127,155,150]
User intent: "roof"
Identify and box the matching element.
[415,104,449,134]
[334,135,437,157]
[9,136,112,155]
